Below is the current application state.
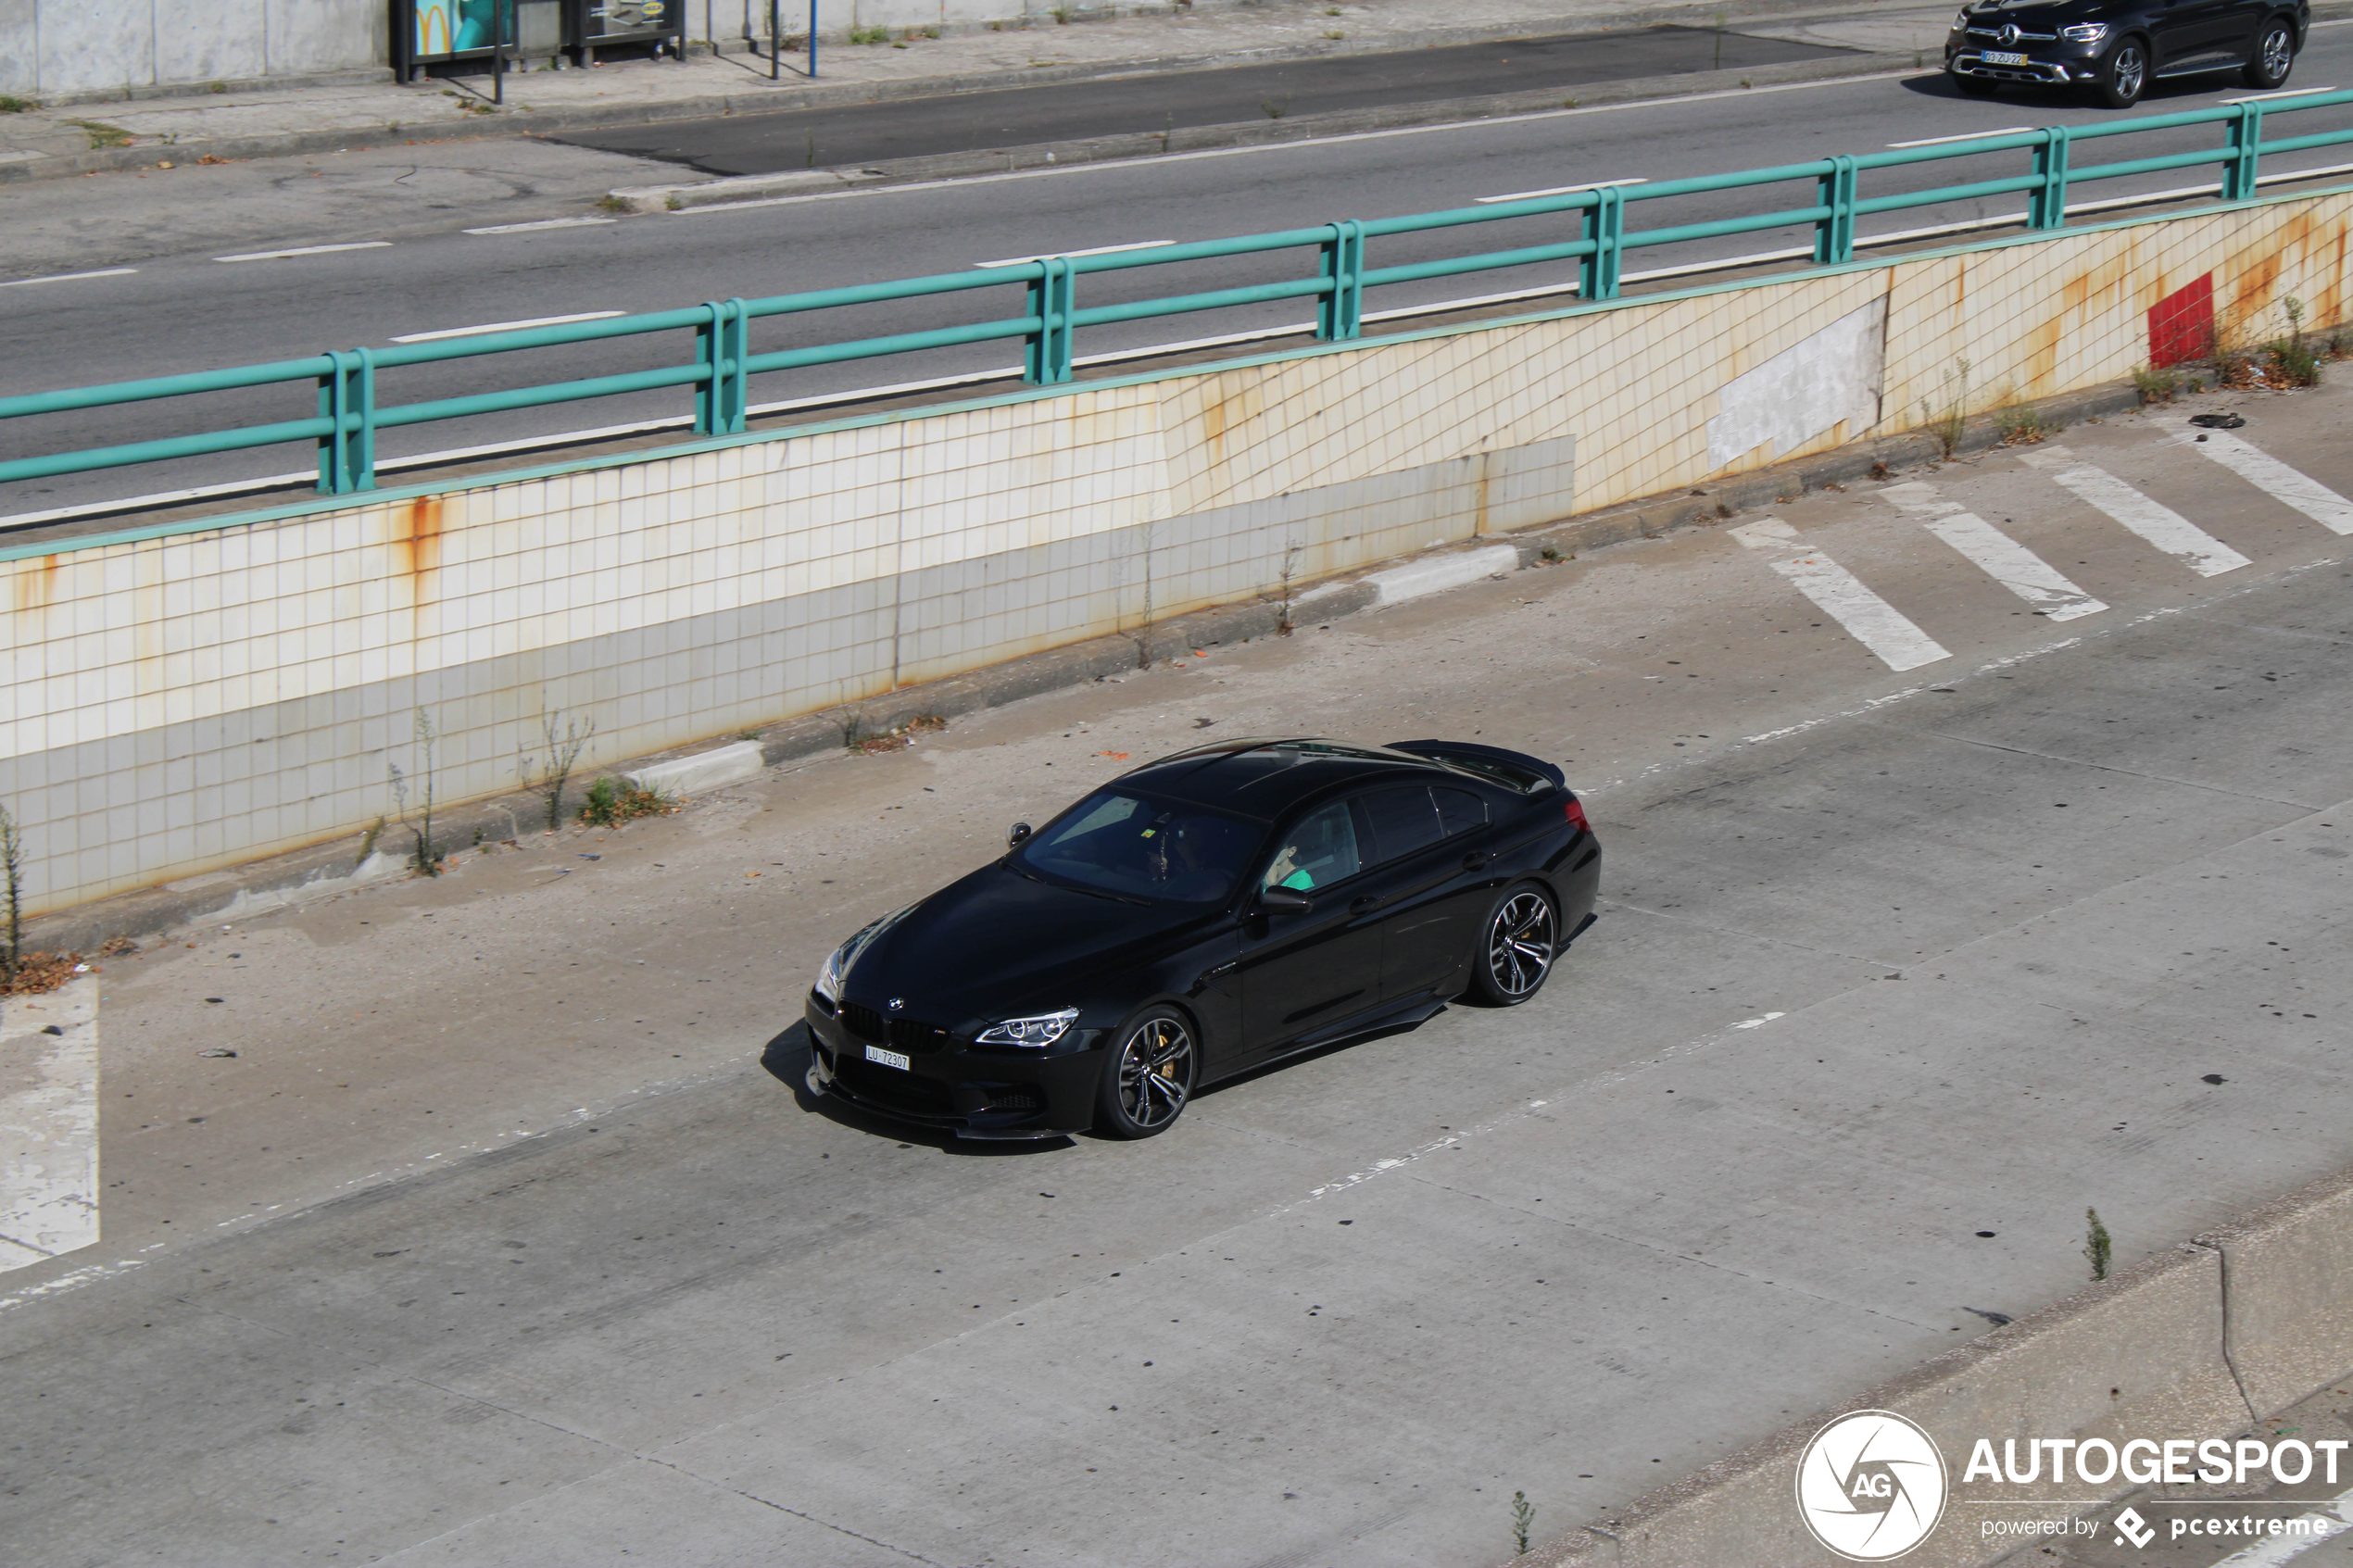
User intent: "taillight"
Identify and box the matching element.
[1564,796,1590,834]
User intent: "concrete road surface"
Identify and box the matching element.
[3,378,2348,1565]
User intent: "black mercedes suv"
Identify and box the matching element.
[1945,0,2309,107]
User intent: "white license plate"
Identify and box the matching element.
[1982,50,2028,64]
[864,1044,911,1072]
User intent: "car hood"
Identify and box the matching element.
[1958,0,2108,22]
[837,864,1216,1023]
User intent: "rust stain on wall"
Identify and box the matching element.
[11,555,60,614]
[390,495,444,596]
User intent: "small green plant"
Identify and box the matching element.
[388,707,444,877]
[0,802,22,987]
[595,193,629,213]
[848,24,889,44]
[2265,295,2322,387]
[921,24,940,38]
[2084,1207,2111,1281]
[1275,538,1303,636]
[208,81,229,94]
[71,119,133,149]
[1994,395,2050,445]
[1052,5,1073,22]
[2132,362,2182,404]
[1511,1491,1536,1557]
[1260,96,1289,119]
[521,708,597,832]
[0,94,42,113]
[579,775,673,826]
[1919,357,1971,458]
[664,192,684,211]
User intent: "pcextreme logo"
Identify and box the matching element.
[1795,1411,1950,1562]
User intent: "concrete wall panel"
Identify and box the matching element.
[2,188,2347,920]
[157,0,269,86]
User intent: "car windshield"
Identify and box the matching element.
[1013,790,1265,905]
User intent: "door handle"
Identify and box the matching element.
[1350,895,1381,913]
[1462,851,1490,871]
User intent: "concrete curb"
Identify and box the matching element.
[610,49,1920,211]
[13,375,2142,957]
[1519,1155,2353,1566]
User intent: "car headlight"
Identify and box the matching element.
[2060,21,2107,40]
[813,944,846,1004]
[1953,7,1971,25]
[975,1008,1079,1047]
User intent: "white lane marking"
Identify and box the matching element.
[670,70,1925,214]
[2209,1489,2353,1565]
[2166,424,2353,535]
[389,310,625,344]
[1879,481,2108,621]
[0,977,99,1275]
[462,217,620,234]
[213,241,393,262]
[1887,127,2033,147]
[1475,177,1647,204]
[2019,445,2252,576]
[0,268,138,288]
[2221,84,2342,103]
[1730,518,1953,671]
[975,239,1173,268]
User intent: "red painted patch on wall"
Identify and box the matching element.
[2148,273,2215,367]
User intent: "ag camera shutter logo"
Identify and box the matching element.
[1795,1411,1949,1561]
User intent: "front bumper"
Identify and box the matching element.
[1945,35,2105,83]
[803,992,1106,1138]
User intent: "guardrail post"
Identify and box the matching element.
[2030,125,2072,230]
[1317,220,1365,342]
[695,297,749,435]
[1815,155,1859,265]
[2223,102,2264,201]
[1580,186,1625,301]
[315,347,376,495]
[1025,256,1076,385]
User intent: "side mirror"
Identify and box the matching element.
[1258,884,1314,916]
[1007,822,1033,849]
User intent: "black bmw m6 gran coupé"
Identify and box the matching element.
[802,736,1601,1141]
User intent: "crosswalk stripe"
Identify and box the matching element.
[2018,445,2252,577]
[2168,423,2353,535]
[1730,519,1953,671]
[1878,483,2108,621]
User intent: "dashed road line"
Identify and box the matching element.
[2168,423,2353,535]
[0,268,138,288]
[0,978,99,1276]
[2019,445,2252,576]
[389,310,625,344]
[213,241,392,262]
[1879,481,2108,621]
[463,217,620,235]
[1730,517,1953,671]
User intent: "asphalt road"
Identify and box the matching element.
[5,25,2353,521]
[3,383,2348,1566]
[552,26,1856,175]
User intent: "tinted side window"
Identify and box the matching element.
[1433,787,1488,837]
[1265,802,1363,891]
[1361,786,1443,863]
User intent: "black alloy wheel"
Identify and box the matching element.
[2094,39,2147,107]
[1955,71,2001,96]
[1470,884,1559,1006]
[2245,19,2295,88]
[1096,1008,1197,1138]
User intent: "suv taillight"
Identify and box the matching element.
[1564,796,1590,834]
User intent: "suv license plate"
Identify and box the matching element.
[865,1045,912,1071]
[1982,49,2028,64]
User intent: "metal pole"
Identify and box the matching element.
[492,0,507,104]
[809,0,816,77]
[769,0,779,76]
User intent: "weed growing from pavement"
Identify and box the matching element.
[0,94,44,112]
[1512,1490,1536,1556]
[2132,362,2184,403]
[849,24,888,43]
[388,708,445,877]
[2084,1207,2112,1281]
[1919,357,1970,459]
[849,714,947,755]
[1994,395,2051,445]
[71,119,132,149]
[520,707,597,832]
[579,776,675,826]
[1275,538,1303,636]
[0,802,21,986]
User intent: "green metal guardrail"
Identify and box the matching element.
[5,90,2351,499]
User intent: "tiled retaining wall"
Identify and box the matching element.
[3,187,2347,917]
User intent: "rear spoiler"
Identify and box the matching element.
[1383,739,1567,792]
